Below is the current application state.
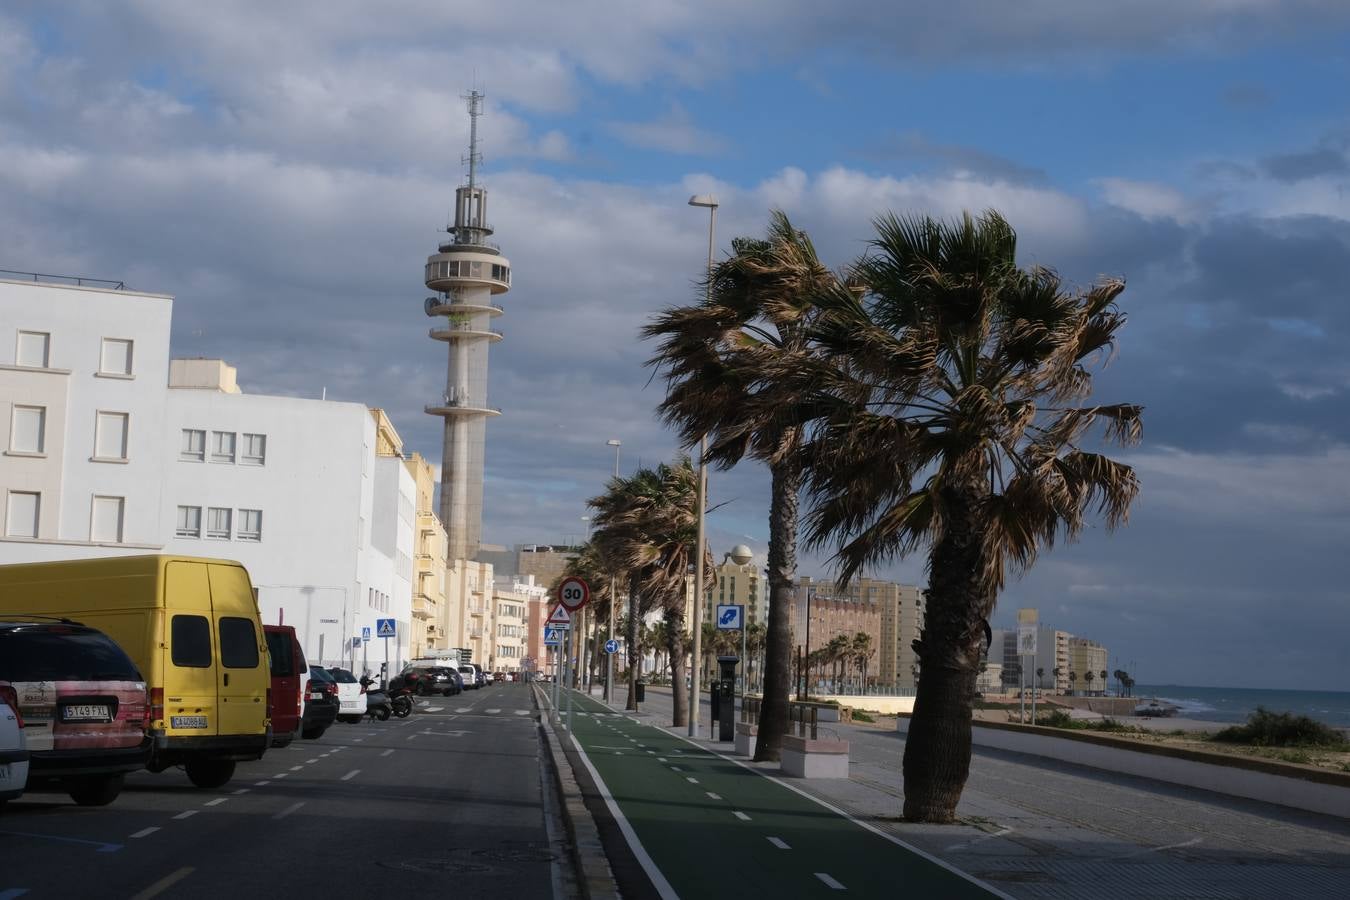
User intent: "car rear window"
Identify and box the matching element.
[265,631,303,676]
[171,615,212,668]
[328,668,358,684]
[0,627,142,682]
[308,667,335,683]
[219,617,260,668]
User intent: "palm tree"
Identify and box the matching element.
[794,210,1141,822]
[1100,669,1108,696]
[589,459,713,722]
[1069,671,1078,696]
[1036,667,1045,691]
[644,211,841,762]
[558,542,620,689]
[1085,671,1095,695]
[745,623,767,693]
[648,620,670,678]
[851,632,873,691]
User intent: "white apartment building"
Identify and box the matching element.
[0,278,417,672]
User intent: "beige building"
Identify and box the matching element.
[405,453,448,658]
[442,558,494,666]
[789,577,884,682]
[1068,637,1109,695]
[876,580,925,691]
[713,553,764,628]
[516,544,580,587]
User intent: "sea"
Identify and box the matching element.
[1132,684,1350,729]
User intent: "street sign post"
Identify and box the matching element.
[376,619,396,686]
[715,604,744,630]
[604,638,619,654]
[361,626,371,643]
[547,604,572,627]
[544,627,563,646]
[558,575,590,611]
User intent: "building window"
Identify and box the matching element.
[206,507,232,540]
[180,429,206,461]
[99,338,134,376]
[94,411,129,461]
[9,405,45,454]
[238,508,262,542]
[241,433,266,466]
[91,496,125,543]
[16,331,50,368]
[176,505,202,538]
[211,431,236,463]
[5,491,39,538]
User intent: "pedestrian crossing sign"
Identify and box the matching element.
[543,626,563,646]
[376,618,396,638]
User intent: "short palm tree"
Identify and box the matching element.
[793,210,1141,822]
[644,210,840,762]
[1085,671,1095,694]
[852,632,873,691]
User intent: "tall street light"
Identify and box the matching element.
[604,438,621,702]
[687,193,717,736]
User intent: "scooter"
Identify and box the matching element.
[359,675,394,721]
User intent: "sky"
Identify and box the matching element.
[3,1,1350,690]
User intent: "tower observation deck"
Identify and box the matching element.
[424,90,506,561]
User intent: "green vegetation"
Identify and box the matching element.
[852,711,876,723]
[1210,707,1348,748]
[1274,749,1313,765]
[1034,710,1146,734]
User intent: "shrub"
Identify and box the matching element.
[1211,707,1347,748]
[853,711,875,723]
[1275,749,1313,765]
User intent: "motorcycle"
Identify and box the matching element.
[359,675,394,721]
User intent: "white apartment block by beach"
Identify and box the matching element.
[0,277,417,672]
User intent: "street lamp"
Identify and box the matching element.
[604,438,621,702]
[687,194,717,737]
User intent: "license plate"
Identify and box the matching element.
[62,705,110,721]
[309,692,324,700]
[171,715,208,729]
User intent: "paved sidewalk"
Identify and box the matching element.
[577,684,1350,899]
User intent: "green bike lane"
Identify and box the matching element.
[561,691,1003,899]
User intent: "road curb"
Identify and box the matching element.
[534,684,620,900]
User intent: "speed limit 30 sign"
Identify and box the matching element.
[558,575,591,611]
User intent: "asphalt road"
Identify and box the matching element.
[0,683,558,900]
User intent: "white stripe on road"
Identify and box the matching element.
[685,777,699,784]
[254,781,270,787]
[407,733,418,740]
[306,758,319,763]
[203,798,227,807]
[128,867,194,900]
[289,765,303,771]
[514,709,530,715]
[380,748,395,757]
[273,774,288,779]
[272,801,305,820]
[130,827,160,839]
[669,766,682,772]
[425,707,444,712]
[487,708,501,714]
[172,811,198,820]
[733,811,751,821]
[340,769,361,781]
[815,873,845,890]
[768,837,790,850]
[706,792,722,800]
[232,788,250,795]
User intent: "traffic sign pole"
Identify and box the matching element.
[565,627,574,734]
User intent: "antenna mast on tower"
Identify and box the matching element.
[463,89,484,191]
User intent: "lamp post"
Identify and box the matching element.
[604,438,621,702]
[798,585,815,701]
[687,193,717,737]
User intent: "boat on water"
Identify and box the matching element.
[1133,699,1178,717]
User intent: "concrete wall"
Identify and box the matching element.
[896,717,1350,820]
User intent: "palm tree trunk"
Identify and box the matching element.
[902,483,990,823]
[666,608,688,727]
[626,575,641,710]
[755,455,800,762]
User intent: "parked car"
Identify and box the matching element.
[302,667,340,739]
[456,665,480,690]
[472,665,488,688]
[326,668,367,722]
[0,620,150,806]
[395,666,459,697]
[264,625,307,748]
[493,671,506,683]
[0,555,271,790]
[0,680,28,808]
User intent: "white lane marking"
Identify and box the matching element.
[232,788,250,795]
[1124,836,1202,858]
[290,765,303,771]
[273,774,289,779]
[340,769,360,781]
[456,707,472,713]
[646,750,656,754]
[669,766,682,772]
[425,706,444,712]
[657,757,667,763]
[128,866,194,900]
[172,811,198,820]
[319,753,331,757]
[203,798,227,807]
[945,828,1013,852]
[272,801,306,820]
[254,781,271,787]
[815,873,845,890]
[686,777,699,784]
[487,708,501,714]
[130,827,160,839]
[733,811,751,821]
[407,734,418,740]
[514,709,530,715]
[380,749,395,757]
[353,738,364,742]
[306,758,319,764]
[767,837,790,850]
[706,792,722,800]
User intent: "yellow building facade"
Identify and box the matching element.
[405,453,448,658]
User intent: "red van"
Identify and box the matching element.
[263,625,307,748]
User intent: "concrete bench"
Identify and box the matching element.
[780,735,849,778]
[735,721,758,757]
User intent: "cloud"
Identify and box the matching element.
[1096,177,1202,223]
[1259,147,1350,183]
[867,132,1046,184]
[606,106,730,156]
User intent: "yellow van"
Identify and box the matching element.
[0,555,271,789]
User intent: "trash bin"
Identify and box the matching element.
[635,681,646,702]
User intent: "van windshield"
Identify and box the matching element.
[0,627,142,682]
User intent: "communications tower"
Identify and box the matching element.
[424,90,508,561]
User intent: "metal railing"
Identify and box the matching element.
[740,696,818,739]
[0,268,126,290]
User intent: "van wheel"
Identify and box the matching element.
[186,759,236,789]
[68,774,125,807]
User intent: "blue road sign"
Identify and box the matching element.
[376,618,396,638]
[361,626,371,643]
[716,604,744,630]
[543,626,563,646]
[604,638,620,654]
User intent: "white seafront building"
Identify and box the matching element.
[0,276,416,670]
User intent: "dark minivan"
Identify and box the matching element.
[263,625,306,748]
[0,619,150,806]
